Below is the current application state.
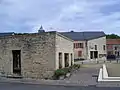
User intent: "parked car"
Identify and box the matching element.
[107,55,116,60]
[74,58,85,62]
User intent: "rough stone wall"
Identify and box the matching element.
[55,33,74,69]
[0,32,56,79]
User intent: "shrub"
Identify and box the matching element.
[73,64,81,69]
[63,68,71,73]
[53,67,71,79]
[53,69,66,79]
[53,64,81,80]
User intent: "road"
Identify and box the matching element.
[0,83,120,90]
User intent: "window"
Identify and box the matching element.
[76,43,78,48]
[95,45,97,50]
[115,47,117,50]
[74,43,83,48]
[64,53,69,67]
[78,51,82,57]
[59,52,62,69]
[79,43,83,48]
[103,45,106,50]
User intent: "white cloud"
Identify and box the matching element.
[0,0,120,34]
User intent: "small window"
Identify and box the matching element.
[115,47,117,50]
[75,43,84,48]
[80,43,83,48]
[95,45,97,50]
[76,43,78,48]
[103,45,106,50]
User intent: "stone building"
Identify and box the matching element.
[61,31,107,60]
[0,31,74,79]
[107,39,120,57]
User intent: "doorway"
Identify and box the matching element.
[59,52,62,69]
[71,53,73,66]
[12,50,21,75]
[90,51,98,59]
[90,51,94,59]
[94,51,98,58]
[64,53,69,67]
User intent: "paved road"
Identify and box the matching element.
[66,63,102,86]
[0,82,120,90]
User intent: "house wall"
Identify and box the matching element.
[55,33,74,69]
[111,45,120,56]
[107,39,120,57]
[87,36,107,60]
[74,41,87,59]
[0,32,56,79]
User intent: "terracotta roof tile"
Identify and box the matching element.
[107,39,120,44]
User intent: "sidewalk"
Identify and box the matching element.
[65,64,102,86]
[0,77,89,86]
[0,63,101,86]
[1,62,120,87]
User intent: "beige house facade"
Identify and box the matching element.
[0,31,74,79]
[61,31,107,60]
[87,36,106,60]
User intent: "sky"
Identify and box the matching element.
[0,0,120,34]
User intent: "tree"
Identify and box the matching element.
[106,34,120,39]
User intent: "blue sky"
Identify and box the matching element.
[0,0,120,34]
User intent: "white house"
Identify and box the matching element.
[61,31,107,60]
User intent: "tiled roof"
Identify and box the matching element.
[60,31,106,41]
[107,39,120,45]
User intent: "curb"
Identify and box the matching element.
[0,78,89,86]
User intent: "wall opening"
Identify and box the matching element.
[94,51,98,58]
[59,52,62,69]
[90,51,98,59]
[64,53,69,67]
[71,53,73,66]
[12,50,21,75]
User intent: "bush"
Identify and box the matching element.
[63,68,71,73]
[53,69,66,79]
[53,67,71,79]
[53,64,81,80]
[72,64,81,69]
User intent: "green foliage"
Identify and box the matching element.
[63,67,71,73]
[53,68,67,79]
[72,64,81,69]
[106,34,120,39]
[54,69,66,76]
[53,64,81,79]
